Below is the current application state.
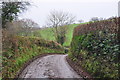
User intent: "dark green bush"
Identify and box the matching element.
[69,18,119,78]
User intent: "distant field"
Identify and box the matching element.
[36,24,80,47]
[63,24,79,46]
[36,27,55,41]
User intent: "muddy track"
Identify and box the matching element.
[19,54,83,79]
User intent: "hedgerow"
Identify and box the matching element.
[2,33,64,78]
[69,18,119,78]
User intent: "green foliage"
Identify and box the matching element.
[2,2,30,28]
[56,34,65,45]
[70,33,119,78]
[2,35,64,78]
[69,18,119,78]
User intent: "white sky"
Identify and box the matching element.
[25,0,118,3]
[19,0,120,27]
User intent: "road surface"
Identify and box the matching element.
[19,54,83,79]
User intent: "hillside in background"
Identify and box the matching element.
[35,24,80,47]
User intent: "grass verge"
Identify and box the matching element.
[2,35,64,78]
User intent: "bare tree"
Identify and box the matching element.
[20,19,40,36]
[46,10,75,45]
[6,19,40,37]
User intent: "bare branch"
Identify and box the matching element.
[46,10,76,45]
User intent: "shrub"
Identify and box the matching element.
[69,17,119,78]
[2,33,64,78]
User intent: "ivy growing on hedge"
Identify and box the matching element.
[70,18,119,78]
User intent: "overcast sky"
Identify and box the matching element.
[19,0,119,27]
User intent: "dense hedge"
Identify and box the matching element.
[2,34,64,78]
[69,18,119,78]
